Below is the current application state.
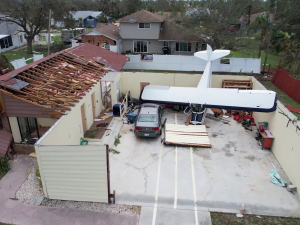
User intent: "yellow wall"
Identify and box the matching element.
[252,77,300,190]
[37,118,58,127]
[8,117,22,143]
[38,81,103,146]
[120,72,253,98]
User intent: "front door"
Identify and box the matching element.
[81,104,87,134]
[91,93,96,119]
[140,82,150,94]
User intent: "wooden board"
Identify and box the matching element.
[165,123,211,147]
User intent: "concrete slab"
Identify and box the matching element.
[110,112,300,218]
[139,207,212,225]
[0,156,139,225]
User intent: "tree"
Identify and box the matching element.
[0,0,73,54]
[251,14,273,58]
[181,0,248,50]
[0,54,14,75]
[272,31,296,55]
[96,14,108,23]
[78,17,83,27]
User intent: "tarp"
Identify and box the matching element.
[272,67,300,104]
[269,170,286,187]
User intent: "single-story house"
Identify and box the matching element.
[72,23,122,53]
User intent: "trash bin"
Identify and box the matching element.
[127,113,137,122]
[113,104,124,116]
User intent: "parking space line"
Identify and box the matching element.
[174,114,178,209]
[152,143,163,225]
[190,147,199,225]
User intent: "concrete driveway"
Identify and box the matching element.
[110,112,300,224]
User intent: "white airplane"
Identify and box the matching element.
[140,45,277,124]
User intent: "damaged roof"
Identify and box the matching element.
[94,23,121,40]
[65,43,128,71]
[0,51,108,118]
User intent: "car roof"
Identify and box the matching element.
[140,104,159,114]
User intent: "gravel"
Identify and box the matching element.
[14,155,141,216]
[16,156,43,205]
[41,199,141,215]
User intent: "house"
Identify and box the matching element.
[73,23,122,53]
[72,11,108,28]
[0,18,29,52]
[117,10,202,55]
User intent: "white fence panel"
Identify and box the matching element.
[11,58,26,69]
[124,55,261,73]
[33,54,44,62]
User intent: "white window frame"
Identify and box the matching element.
[104,43,110,50]
[138,23,151,29]
[175,42,192,52]
[133,41,148,53]
[163,41,169,47]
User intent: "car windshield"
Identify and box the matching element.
[138,114,157,122]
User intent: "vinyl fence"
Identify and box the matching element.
[123,55,261,73]
[35,145,109,202]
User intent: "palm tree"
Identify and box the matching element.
[272,30,296,55]
[78,17,83,27]
[251,14,273,58]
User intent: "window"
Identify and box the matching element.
[133,41,148,53]
[163,41,169,47]
[175,42,192,52]
[139,23,150,29]
[104,43,110,50]
[0,118,3,129]
[17,117,38,140]
[138,114,157,122]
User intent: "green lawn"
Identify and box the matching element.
[3,44,48,64]
[211,212,300,225]
[256,78,300,120]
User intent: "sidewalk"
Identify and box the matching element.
[0,156,139,225]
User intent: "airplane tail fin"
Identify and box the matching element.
[194,44,230,61]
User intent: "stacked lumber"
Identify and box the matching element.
[222,80,253,90]
[165,124,211,147]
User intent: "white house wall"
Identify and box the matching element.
[35,145,108,202]
[121,39,164,54]
[120,23,161,39]
[252,77,300,191]
[37,118,58,127]
[120,72,252,98]
[38,81,103,146]
[123,55,261,73]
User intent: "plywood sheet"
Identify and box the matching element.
[165,123,211,147]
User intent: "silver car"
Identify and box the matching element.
[134,104,164,137]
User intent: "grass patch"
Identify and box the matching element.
[0,156,10,178]
[114,134,122,147]
[0,223,15,225]
[257,79,300,120]
[193,147,198,152]
[109,149,120,154]
[35,168,43,188]
[211,212,300,225]
[3,44,48,64]
[89,132,96,138]
[228,50,280,70]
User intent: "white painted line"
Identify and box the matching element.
[174,113,178,209]
[174,145,177,209]
[152,143,163,225]
[190,147,198,225]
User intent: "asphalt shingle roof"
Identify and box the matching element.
[118,10,164,23]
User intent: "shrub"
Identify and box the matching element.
[35,168,43,188]
[89,132,96,138]
[0,156,10,175]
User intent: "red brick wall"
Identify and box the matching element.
[81,35,115,47]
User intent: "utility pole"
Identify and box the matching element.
[48,9,51,56]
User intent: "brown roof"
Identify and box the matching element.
[159,20,201,42]
[0,51,108,117]
[65,43,128,71]
[118,10,164,23]
[0,129,12,158]
[94,23,121,40]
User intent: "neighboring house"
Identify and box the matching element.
[117,10,203,55]
[72,11,109,28]
[0,19,29,53]
[73,23,122,53]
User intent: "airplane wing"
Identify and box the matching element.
[141,85,277,112]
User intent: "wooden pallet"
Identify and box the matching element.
[222,79,253,90]
[164,124,211,147]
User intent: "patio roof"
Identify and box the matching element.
[0,51,108,117]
